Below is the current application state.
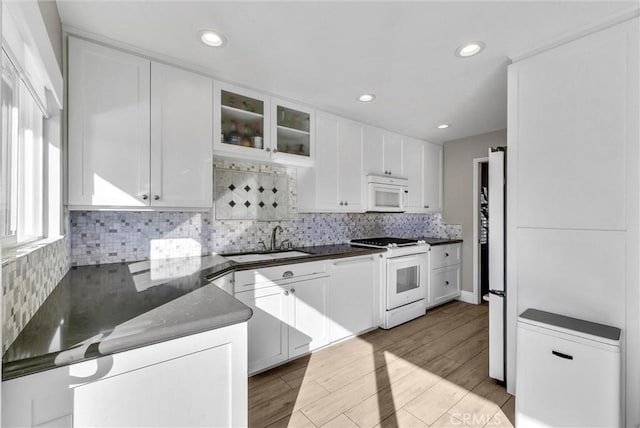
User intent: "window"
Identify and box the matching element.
[1,50,45,247]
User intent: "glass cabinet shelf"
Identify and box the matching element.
[219,89,265,150]
[274,103,312,158]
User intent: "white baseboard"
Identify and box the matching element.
[457,290,478,305]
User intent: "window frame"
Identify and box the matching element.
[1,48,47,249]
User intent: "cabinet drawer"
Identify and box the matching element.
[429,265,460,304]
[430,243,461,269]
[235,261,327,292]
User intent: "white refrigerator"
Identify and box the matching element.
[488,147,506,382]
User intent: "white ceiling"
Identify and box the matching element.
[56,1,638,143]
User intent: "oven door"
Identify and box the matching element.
[368,184,406,212]
[386,252,428,310]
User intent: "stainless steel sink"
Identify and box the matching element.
[224,250,312,263]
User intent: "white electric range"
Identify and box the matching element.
[351,237,430,329]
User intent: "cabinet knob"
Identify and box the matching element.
[445,280,450,286]
[265,148,271,152]
[290,288,296,293]
[273,149,278,154]
[142,194,148,200]
[340,202,344,206]
[444,253,449,257]
[345,201,348,206]
[154,195,160,201]
[283,290,289,296]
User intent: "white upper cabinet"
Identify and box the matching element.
[150,63,213,208]
[314,114,339,210]
[423,142,443,212]
[402,137,425,212]
[213,83,315,166]
[67,37,213,209]
[363,126,403,177]
[312,113,364,212]
[383,132,404,176]
[68,37,151,207]
[363,126,385,176]
[213,81,271,161]
[271,98,315,166]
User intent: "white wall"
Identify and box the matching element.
[507,17,639,426]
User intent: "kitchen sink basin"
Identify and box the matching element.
[224,250,312,263]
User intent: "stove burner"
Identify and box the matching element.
[350,237,421,248]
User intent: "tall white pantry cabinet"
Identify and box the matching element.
[506,16,639,426]
[67,37,213,209]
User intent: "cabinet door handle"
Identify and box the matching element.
[283,290,289,296]
[425,205,429,209]
[142,194,148,200]
[154,195,160,201]
[282,271,294,278]
[552,350,573,360]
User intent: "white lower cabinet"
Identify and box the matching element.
[239,256,378,374]
[235,265,331,374]
[2,323,248,427]
[329,255,378,342]
[426,243,462,309]
[288,277,331,358]
[235,284,289,372]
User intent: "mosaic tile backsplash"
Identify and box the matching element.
[70,211,460,265]
[214,168,290,220]
[70,159,462,265]
[2,236,71,352]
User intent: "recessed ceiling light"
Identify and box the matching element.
[437,124,450,129]
[455,41,485,58]
[199,30,226,47]
[358,93,376,102]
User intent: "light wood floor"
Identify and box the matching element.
[248,301,515,428]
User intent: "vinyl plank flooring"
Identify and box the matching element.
[249,301,510,428]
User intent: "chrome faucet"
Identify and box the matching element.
[271,225,283,251]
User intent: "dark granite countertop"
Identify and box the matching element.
[419,237,464,246]
[2,244,384,381]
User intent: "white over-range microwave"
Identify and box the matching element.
[366,174,409,212]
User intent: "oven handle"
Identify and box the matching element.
[386,252,428,259]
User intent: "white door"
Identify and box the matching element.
[383,132,403,176]
[337,119,364,211]
[363,126,385,175]
[386,253,428,310]
[150,63,213,208]
[67,37,151,207]
[329,256,376,342]
[288,277,331,358]
[402,137,425,212]
[423,142,443,211]
[488,148,506,382]
[236,286,288,373]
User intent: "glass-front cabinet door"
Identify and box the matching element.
[213,82,271,160]
[270,98,315,165]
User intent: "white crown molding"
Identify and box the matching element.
[509,5,640,63]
